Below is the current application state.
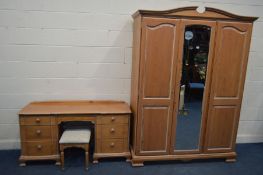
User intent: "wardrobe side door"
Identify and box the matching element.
[204,21,252,153]
[136,17,180,155]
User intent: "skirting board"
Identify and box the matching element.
[236,135,263,143]
[0,135,262,150]
[0,139,20,150]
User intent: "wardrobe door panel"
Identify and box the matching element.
[141,107,169,152]
[136,17,180,155]
[207,106,238,148]
[212,25,246,98]
[142,20,176,99]
[205,22,252,152]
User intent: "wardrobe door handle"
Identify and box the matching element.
[110,142,115,147]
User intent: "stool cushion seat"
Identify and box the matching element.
[59,129,91,144]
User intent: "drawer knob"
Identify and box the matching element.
[110,142,115,147]
[110,128,115,133]
[37,145,42,150]
[111,117,115,121]
[35,118,41,123]
[36,130,41,135]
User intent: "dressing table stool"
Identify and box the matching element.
[59,129,91,170]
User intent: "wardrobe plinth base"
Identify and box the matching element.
[130,147,237,167]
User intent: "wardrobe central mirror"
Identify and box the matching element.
[174,25,211,151]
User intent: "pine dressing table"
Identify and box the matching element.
[18,100,131,166]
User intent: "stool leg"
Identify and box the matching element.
[61,150,65,170]
[85,151,89,170]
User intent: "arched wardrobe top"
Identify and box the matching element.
[132,6,258,22]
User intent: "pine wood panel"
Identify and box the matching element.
[213,26,247,98]
[207,106,237,149]
[140,107,169,152]
[205,21,252,153]
[136,17,180,155]
[140,17,179,101]
[142,22,175,98]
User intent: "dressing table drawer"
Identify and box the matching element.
[24,141,55,156]
[20,116,51,125]
[97,115,129,125]
[101,124,128,139]
[101,139,127,153]
[22,126,52,141]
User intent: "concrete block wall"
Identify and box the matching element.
[0,0,262,149]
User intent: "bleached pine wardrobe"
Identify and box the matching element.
[130,6,257,166]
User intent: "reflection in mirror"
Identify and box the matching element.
[175,25,211,151]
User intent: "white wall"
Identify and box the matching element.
[0,0,262,149]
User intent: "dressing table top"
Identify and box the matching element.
[19,100,131,115]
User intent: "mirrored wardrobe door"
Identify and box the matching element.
[170,20,216,154]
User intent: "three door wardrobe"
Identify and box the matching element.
[130,6,257,166]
